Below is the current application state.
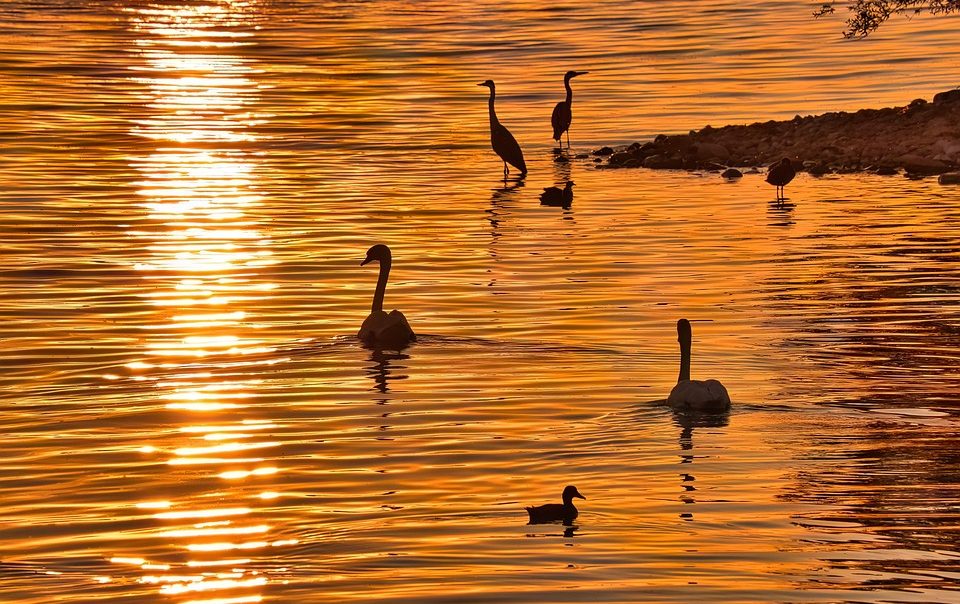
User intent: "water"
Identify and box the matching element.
[2,1,960,602]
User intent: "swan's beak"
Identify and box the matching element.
[360,257,372,266]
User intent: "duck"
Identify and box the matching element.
[525,485,585,524]
[666,319,731,413]
[540,181,574,207]
[766,157,796,200]
[358,244,415,349]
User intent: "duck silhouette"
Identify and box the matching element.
[525,485,585,524]
[358,244,415,349]
[766,157,796,200]
[540,181,574,207]
[666,319,731,413]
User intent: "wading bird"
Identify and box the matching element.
[766,157,796,200]
[666,319,731,413]
[525,485,586,524]
[358,244,415,349]
[478,80,527,179]
[552,70,588,148]
[539,180,574,207]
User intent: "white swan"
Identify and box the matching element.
[666,319,730,413]
[358,244,415,349]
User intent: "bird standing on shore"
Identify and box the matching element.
[551,70,588,148]
[539,181,574,207]
[358,244,415,349]
[766,157,796,200]
[478,80,527,180]
[525,485,586,524]
[666,319,731,413]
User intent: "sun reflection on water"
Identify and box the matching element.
[115,2,290,601]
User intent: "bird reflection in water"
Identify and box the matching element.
[672,406,730,522]
[767,196,796,227]
[487,180,525,287]
[365,348,410,438]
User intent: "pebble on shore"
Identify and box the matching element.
[593,89,960,178]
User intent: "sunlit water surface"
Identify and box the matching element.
[2,1,960,602]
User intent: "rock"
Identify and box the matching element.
[608,152,632,166]
[939,171,960,185]
[627,142,642,152]
[721,168,742,179]
[694,142,730,161]
[554,155,570,163]
[643,154,684,170]
[807,164,829,176]
[898,154,950,174]
[575,153,589,159]
[875,165,898,176]
[933,89,960,104]
[909,98,927,109]
[593,146,614,156]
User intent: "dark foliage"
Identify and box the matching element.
[815,1,960,37]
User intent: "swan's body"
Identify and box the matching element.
[358,244,415,349]
[479,80,527,179]
[551,70,588,147]
[666,319,730,413]
[540,181,574,207]
[766,157,796,200]
[525,485,585,524]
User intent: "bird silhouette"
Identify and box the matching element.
[478,80,527,180]
[766,157,796,201]
[525,485,585,524]
[540,180,574,207]
[666,319,731,413]
[358,244,415,350]
[552,70,588,148]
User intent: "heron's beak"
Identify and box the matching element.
[575,71,589,76]
[360,257,372,266]
[477,82,486,86]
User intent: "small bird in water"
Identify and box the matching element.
[766,157,796,200]
[478,80,527,180]
[551,70,589,148]
[358,244,415,350]
[525,485,586,524]
[666,319,731,413]
[539,181,574,207]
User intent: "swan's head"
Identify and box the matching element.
[677,318,692,345]
[562,485,586,502]
[564,70,589,80]
[477,79,495,89]
[361,244,392,266]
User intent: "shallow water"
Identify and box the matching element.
[2,1,960,602]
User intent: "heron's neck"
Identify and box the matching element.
[372,258,390,313]
[564,78,573,104]
[487,89,499,126]
[678,339,691,383]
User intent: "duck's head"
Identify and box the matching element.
[565,181,575,189]
[477,79,495,90]
[677,318,692,345]
[564,70,589,80]
[361,244,392,266]
[562,485,586,503]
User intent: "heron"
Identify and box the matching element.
[766,158,796,201]
[551,70,588,148]
[478,80,527,179]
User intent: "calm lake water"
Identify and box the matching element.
[2,1,960,602]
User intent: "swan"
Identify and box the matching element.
[540,181,574,207]
[766,157,796,200]
[358,244,415,349]
[525,485,585,524]
[666,319,730,413]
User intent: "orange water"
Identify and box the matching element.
[2,1,960,602]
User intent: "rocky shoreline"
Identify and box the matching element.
[591,89,960,182]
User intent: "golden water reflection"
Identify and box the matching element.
[117,3,288,601]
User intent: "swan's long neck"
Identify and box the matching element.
[678,337,691,383]
[487,87,499,127]
[564,77,573,104]
[372,257,390,313]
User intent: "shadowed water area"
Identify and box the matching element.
[2,1,960,602]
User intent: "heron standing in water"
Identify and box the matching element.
[551,70,588,148]
[478,80,527,179]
